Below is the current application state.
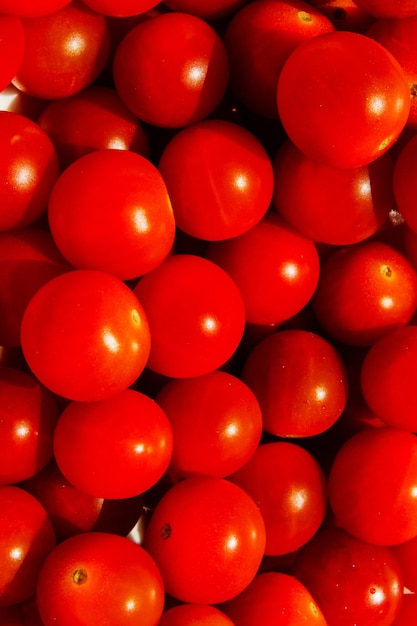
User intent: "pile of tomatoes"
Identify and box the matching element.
[1,0,417,624]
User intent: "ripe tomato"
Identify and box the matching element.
[162,0,247,19]
[223,571,328,625]
[241,329,348,437]
[393,133,417,232]
[292,527,404,625]
[158,603,234,625]
[277,30,410,168]
[0,16,25,93]
[0,366,59,485]
[158,119,274,241]
[354,0,417,19]
[307,0,376,32]
[0,0,71,16]
[134,254,246,378]
[53,389,173,499]
[0,485,56,607]
[82,0,161,16]
[36,532,165,626]
[155,370,262,479]
[12,1,110,100]
[0,112,59,231]
[229,442,327,556]
[20,270,151,402]
[391,533,417,594]
[144,477,266,604]
[48,149,175,280]
[272,139,394,245]
[113,12,229,127]
[206,212,320,326]
[328,427,417,545]
[312,241,417,345]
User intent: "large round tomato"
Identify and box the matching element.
[277,30,410,168]
[20,270,151,402]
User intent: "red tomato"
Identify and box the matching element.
[223,571,328,625]
[82,0,161,16]
[360,325,417,431]
[312,241,417,345]
[36,532,165,626]
[272,139,394,245]
[292,527,404,625]
[155,370,262,479]
[391,533,417,594]
[206,212,320,326]
[20,270,151,402]
[12,1,110,100]
[0,112,59,231]
[48,149,175,280]
[354,0,417,19]
[328,427,417,545]
[307,0,376,32]
[162,0,247,19]
[133,254,246,378]
[224,0,334,118]
[0,485,56,607]
[0,16,25,93]
[229,442,327,556]
[393,133,417,233]
[391,594,417,626]
[0,366,59,485]
[159,604,234,625]
[277,30,410,168]
[158,119,274,241]
[0,0,71,16]
[113,12,229,128]
[38,86,149,169]
[0,228,70,347]
[53,389,173,499]
[241,329,348,437]
[144,477,266,604]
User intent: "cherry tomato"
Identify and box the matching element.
[158,604,234,625]
[206,212,320,326]
[0,485,56,607]
[0,111,60,231]
[328,427,417,545]
[144,477,266,604]
[53,389,173,499]
[134,254,246,378]
[155,370,262,479]
[82,0,161,17]
[223,571,328,625]
[229,442,327,555]
[36,532,165,626]
[12,1,110,100]
[20,269,151,402]
[0,366,59,485]
[224,0,334,118]
[277,30,410,168]
[113,11,229,127]
[292,527,404,625]
[38,85,149,169]
[272,139,394,245]
[354,0,417,19]
[158,119,274,241]
[0,0,71,16]
[241,329,348,437]
[312,241,417,345]
[48,149,175,280]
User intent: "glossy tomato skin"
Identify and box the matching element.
[38,86,149,169]
[292,527,404,626]
[393,133,417,233]
[158,603,234,625]
[206,212,320,326]
[0,16,25,93]
[328,427,417,545]
[0,112,60,231]
[158,119,274,241]
[0,0,71,16]
[144,477,266,604]
[113,12,229,128]
[48,149,175,280]
[36,532,165,626]
[12,1,110,100]
[134,254,246,378]
[155,370,262,479]
[20,270,151,402]
[53,389,173,499]
[0,366,59,485]
[312,241,417,345]
[241,329,348,437]
[390,533,417,594]
[229,442,327,556]
[223,571,328,625]
[224,0,334,118]
[272,139,394,245]
[277,30,410,168]
[0,485,56,607]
